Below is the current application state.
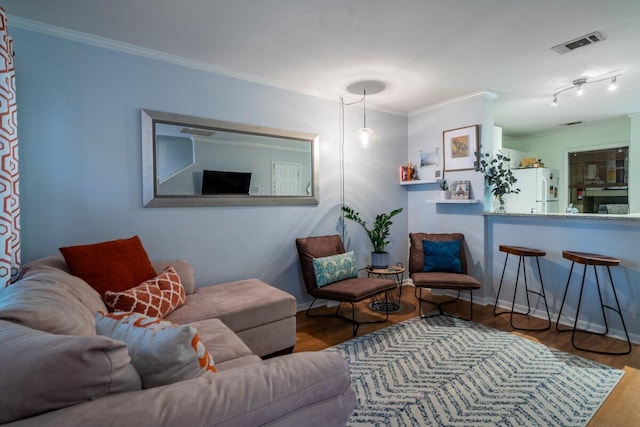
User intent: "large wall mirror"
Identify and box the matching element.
[142,110,319,207]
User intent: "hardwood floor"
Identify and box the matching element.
[294,285,640,426]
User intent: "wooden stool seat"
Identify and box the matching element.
[562,250,620,267]
[556,250,630,355]
[494,244,551,331]
[500,245,546,257]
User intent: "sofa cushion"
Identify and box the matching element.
[0,278,97,336]
[164,279,296,334]
[187,318,254,365]
[20,256,108,315]
[0,319,141,424]
[104,266,186,318]
[59,236,157,297]
[151,259,195,295]
[96,312,217,389]
[312,251,358,287]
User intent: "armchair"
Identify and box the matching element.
[295,235,397,336]
[409,233,481,320]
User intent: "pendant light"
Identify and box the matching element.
[355,89,376,147]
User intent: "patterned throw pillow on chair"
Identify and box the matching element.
[95,311,217,389]
[104,266,186,318]
[312,251,358,287]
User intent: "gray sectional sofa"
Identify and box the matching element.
[0,255,356,426]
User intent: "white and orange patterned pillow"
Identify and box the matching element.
[104,266,186,318]
[95,311,216,389]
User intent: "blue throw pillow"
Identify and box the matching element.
[312,251,358,287]
[422,240,462,273]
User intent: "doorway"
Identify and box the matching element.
[272,161,301,195]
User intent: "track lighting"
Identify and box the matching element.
[551,72,621,106]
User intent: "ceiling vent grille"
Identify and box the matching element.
[180,127,215,137]
[551,31,605,54]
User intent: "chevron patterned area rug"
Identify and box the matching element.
[325,316,624,427]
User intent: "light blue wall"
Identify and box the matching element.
[407,93,495,302]
[12,27,408,306]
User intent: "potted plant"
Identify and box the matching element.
[474,148,520,211]
[439,179,449,199]
[341,206,403,268]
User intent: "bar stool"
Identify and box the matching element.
[494,245,551,331]
[556,250,631,355]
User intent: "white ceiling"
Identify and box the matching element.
[3,0,640,137]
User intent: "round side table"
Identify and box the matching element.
[366,264,405,313]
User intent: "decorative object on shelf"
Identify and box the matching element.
[443,125,479,171]
[417,148,441,182]
[474,148,520,212]
[551,71,621,107]
[450,180,470,200]
[400,162,418,181]
[439,179,450,199]
[341,206,403,269]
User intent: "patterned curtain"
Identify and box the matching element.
[0,8,20,287]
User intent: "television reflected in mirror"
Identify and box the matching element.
[141,110,319,207]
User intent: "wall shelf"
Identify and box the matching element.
[399,180,434,186]
[426,199,481,204]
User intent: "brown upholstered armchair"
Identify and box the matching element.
[296,235,397,336]
[409,233,481,320]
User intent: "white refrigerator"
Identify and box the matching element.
[508,168,559,213]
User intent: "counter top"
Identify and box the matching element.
[482,211,640,222]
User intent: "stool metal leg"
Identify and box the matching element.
[494,253,510,316]
[495,253,551,331]
[557,263,632,355]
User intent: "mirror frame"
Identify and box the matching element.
[141,109,319,207]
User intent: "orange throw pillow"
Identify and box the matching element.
[104,267,186,318]
[59,236,157,298]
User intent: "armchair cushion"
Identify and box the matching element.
[312,251,358,287]
[422,240,462,273]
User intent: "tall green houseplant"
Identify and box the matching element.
[341,206,403,268]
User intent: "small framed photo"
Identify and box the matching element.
[451,180,470,200]
[443,125,479,171]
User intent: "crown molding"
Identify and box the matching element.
[8,15,407,117]
[408,91,498,117]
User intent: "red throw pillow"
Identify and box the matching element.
[59,236,157,298]
[104,267,186,318]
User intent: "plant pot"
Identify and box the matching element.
[371,252,389,269]
[439,190,450,200]
[492,195,507,212]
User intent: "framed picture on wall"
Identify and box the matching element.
[443,125,479,171]
[450,180,471,200]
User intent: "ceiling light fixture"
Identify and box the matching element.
[354,89,375,147]
[551,72,621,106]
[345,80,385,147]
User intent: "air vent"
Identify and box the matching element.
[563,121,583,126]
[180,127,215,137]
[551,31,605,54]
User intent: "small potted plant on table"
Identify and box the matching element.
[341,206,403,268]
